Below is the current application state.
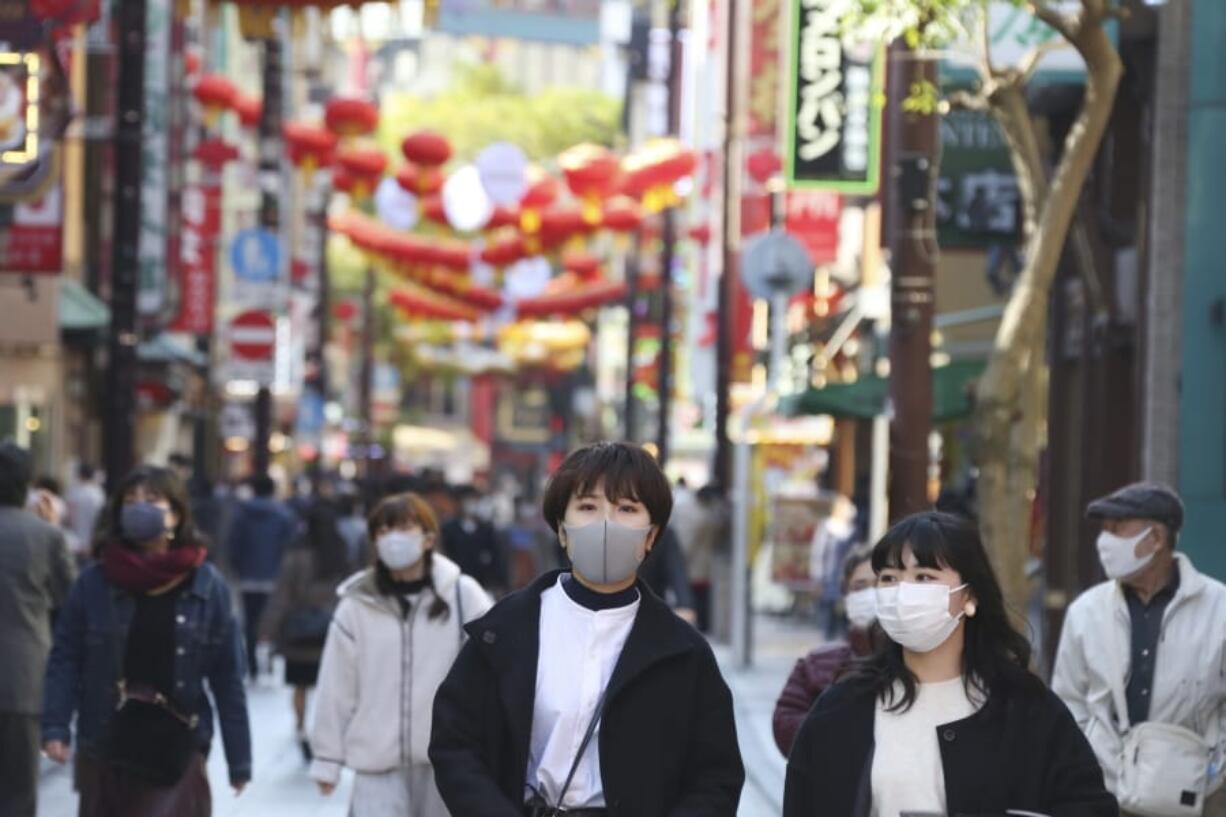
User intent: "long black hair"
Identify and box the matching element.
[303,502,352,580]
[94,465,203,552]
[849,511,1033,712]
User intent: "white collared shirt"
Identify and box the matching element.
[525,576,640,808]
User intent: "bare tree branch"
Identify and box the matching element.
[978,0,996,77]
[946,89,990,112]
[1017,40,1066,84]
[1030,0,1080,43]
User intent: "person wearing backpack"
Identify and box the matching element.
[1053,483,1226,817]
[429,442,745,817]
[309,492,492,817]
[260,501,352,761]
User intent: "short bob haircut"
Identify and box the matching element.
[848,511,1033,712]
[97,465,201,551]
[541,442,673,533]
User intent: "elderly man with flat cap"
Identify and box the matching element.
[1053,482,1226,817]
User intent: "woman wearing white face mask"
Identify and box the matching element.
[430,442,744,817]
[309,492,492,817]
[784,511,1117,817]
[773,545,881,756]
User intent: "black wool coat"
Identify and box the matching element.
[428,570,745,817]
[783,672,1119,817]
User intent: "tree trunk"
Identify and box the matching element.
[973,23,1122,615]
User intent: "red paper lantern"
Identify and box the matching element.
[486,206,519,231]
[562,252,602,280]
[401,131,452,168]
[284,123,338,171]
[559,143,621,225]
[600,197,643,233]
[193,138,240,170]
[389,286,479,323]
[746,147,783,186]
[420,196,448,226]
[192,74,238,120]
[185,49,202,77]
[622,138,698,212]
[480,235,526,268]
[325,97,379,139]
[520,176,559,210]
[334,300,359,322]
[538,207,589,250]
[336,145,387,200]
[332,167,356,195]
[516,279,628,319]
[234,94,263,129]
[687,224,713,245]
[395,162,444,197]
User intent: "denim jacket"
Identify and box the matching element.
[41,560,253,785]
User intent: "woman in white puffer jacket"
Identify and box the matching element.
[309,492,493,817]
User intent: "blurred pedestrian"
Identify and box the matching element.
[66,463,106,562]
[335,491,369,570]
[42,465,250,816]
[783,511,1116,817]
[1053,482,1226,817]
[260,502,353,761]
[441,484,508,595]
[772,544,878,756]
[226,473,297,680]
[683,484,727,632]
[310,492,492,816]
[0,443,75,817]
[639,526,698,624]
[430,442,744,817]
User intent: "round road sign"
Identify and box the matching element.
[229,309,277,361]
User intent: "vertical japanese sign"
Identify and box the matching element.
[785,0,883,194]
[169,167,221,333]
[138,0,171,316]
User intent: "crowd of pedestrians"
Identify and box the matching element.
[0,433,1223,817]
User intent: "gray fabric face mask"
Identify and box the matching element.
[563,518,651,585]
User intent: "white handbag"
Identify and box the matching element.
[1111,680,1217,817]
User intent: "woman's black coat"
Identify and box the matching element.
[429,570,745,817]
[783,673,1119,817]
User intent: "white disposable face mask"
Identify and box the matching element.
[1096,527,1155,580]
[377,530,425,571]
[875,582,968,653]
[844,587,878,630]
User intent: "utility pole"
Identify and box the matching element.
[713,0,743,490]
[623,235,641,442]
[655,0,683,468]
[253,30,284,478]
[102,0,146,492]
[886,44,938,521]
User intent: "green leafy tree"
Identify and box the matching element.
[846,0,1125,609]
[376,63,623,162]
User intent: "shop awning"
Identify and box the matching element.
[781,359,987,423]
[138,333,207,367]
[59,278,110,332]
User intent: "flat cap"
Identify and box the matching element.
[1086,481,1184,535]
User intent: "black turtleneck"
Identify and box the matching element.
[562,573,640,611]
[389,577,428,596]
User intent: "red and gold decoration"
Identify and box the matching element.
[559,143,620,226]
[324,97,379,140]
[621,138,697,213]
[284,122,338,176]
[192,74,238,128]
[335,144,387,201]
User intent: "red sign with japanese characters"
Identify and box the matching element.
[170,171,222,334]
[785,190,841,265]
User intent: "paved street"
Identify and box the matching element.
[37,614,819,816]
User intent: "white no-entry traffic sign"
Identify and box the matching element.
[228,309,277,361]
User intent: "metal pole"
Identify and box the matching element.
[713,0,742,490]
[253,31,285,478]
[886,45,937,521]
[624,235,641,442]
[730,429,751,667]
[358,266,375,476]
[656,0,683,468]
[102,0,146,492]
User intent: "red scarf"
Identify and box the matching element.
[101,541,208,593]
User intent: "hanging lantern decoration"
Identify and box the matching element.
[192,74,238,129]
[401,130,452,168]
[538,206,590,252]
[389,282,481,323]
[621,138,698,213]
[335,144,388,202]
[601,196,644,234]
[185,49,202,77]
[480,234,527,269]
[687,224,713,245]
[515,278,629,320]
[562,252,603,281]
[234,94,263,130]
[518,172,560,253]
[325,97,379,140]
[193,138,240,171]
[746,147,783,187]
[284,122,338,177]
[420,195,448,227]
[395,162,445,197]
[486,206,519,232]
[559,143,621,227]
[333,167,356,196]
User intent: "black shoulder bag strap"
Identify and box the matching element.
[455,579,467,644]
[551,687,610,811]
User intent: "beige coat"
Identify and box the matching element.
[308,554,492,784]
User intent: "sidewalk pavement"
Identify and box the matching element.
[714,612,829,817]
[38,613,824,817]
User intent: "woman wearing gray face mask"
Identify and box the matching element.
[430,442,745,817]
